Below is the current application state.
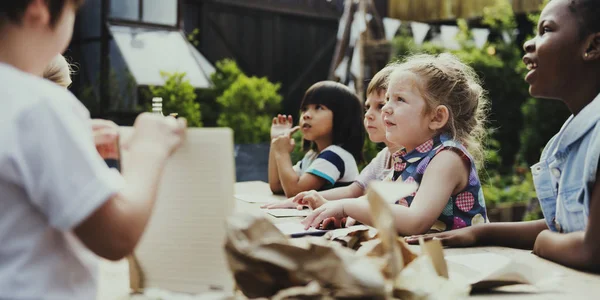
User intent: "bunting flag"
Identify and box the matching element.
[502,31,512,44]
[350,45,361,78]
[383,18,402,41]
[471,28,490,49]
[350,12,368,47]
[348,80,356,94]
[411,22,430,46]
[334,56,349,83]
[440,25,460,50]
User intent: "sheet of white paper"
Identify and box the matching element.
[264,209,311,218]
[235,193,281,203]
[274,222,326,236]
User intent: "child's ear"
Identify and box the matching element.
[584,32,600,61]
[24,0,50,27]
[428,105,449,131]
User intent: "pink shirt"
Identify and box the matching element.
[355,147,393,190]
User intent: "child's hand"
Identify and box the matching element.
[532,229,553,257]
[301,201,345,230]
[271,128,299,154]
[260,198,303,210]
[293,190,328,209]
[125,113,187,157]
[271,114,296,140]
[404,226,480,247]
[91,119,119,146]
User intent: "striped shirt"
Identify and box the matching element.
[293,145,359,189]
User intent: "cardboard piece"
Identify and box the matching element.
[121,127,236,295]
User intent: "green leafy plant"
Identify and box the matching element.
[216,70,282,144]
[149,71,202,127]
[187,28,200,47]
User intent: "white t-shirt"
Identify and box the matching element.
[355,147,393,190]
[292,145,359,189]
[0,63,123,299]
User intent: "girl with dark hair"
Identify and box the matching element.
[268,81,365,197]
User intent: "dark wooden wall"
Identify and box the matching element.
[183,0,344,116]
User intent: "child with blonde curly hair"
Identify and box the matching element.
[302,53,489,236]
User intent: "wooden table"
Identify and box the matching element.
[98,181,600,299]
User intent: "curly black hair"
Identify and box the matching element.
[568,0,600,38]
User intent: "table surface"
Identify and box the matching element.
[97,181,600,300]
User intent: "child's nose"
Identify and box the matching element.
[523,38,536,53]
[382,103,392,114]
[302,112,312,119]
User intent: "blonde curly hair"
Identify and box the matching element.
[388,53,489,167]
[43,54,73,88]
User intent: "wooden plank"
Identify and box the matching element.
[286,37,337,101]
[206,12,253,72]
[387,0,545,22]
[207,0,341,21]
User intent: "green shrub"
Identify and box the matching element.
[199,59,247,127]
[216,72,282,144]
[149,71,202,127]
[211,59,244,96]
[518,98,569,165]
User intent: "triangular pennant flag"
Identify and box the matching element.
[502,31,511,44]
[334,56,349,83]
[336,14,347,40]
[411,22,430,46]
[348,80,356,94]
[383,17,402,41]
[440,25,460,50]
[350,46,361,78]
[350,12,368,47]
[471,28,490,49]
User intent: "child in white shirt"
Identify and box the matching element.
[0,1,186,299]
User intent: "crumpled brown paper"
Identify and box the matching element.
[366,181,471,299]
[224,212,387,299]
[224,181,471,299]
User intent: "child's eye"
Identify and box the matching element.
[540,26,551,35]
[377,103,385,110]
[396,97,406,102]
[315,104,322,110]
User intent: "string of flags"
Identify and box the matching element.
[334,14,497,85]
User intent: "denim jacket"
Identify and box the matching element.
[532,93,600,233]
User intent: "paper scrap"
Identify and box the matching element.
[235,193,281,203]
[263,209,311,218]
